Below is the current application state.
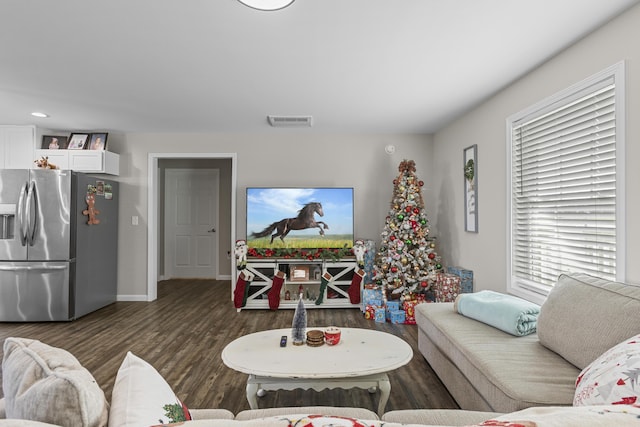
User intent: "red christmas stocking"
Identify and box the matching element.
[268,270,286,310]
[233,270,254,309]
[348,268,365,304]
[315,271,333,305]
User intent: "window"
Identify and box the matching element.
[507,62,625,303]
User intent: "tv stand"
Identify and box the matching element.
[235,258,360,309]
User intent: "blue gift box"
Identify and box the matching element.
[386,301,400,311]
[374,308,386,323]
[362,288,384,311]
[385,300,401,320]
[390,310,406,324]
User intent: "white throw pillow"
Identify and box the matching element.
[574,333,640,406]
[108,352,191,427]
[1,337,108,427]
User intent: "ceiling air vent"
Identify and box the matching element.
[267,115,313,127]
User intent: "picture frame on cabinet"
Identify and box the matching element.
[464,144,478,233]
[68,133,90,150]
[289,265,310,282]
[89,133,108,151]
[41,135,68,149]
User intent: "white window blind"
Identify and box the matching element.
[508,63,625,299]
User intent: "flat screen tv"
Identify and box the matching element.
[246,187,354,252]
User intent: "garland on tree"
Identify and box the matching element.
[372,159,443,300]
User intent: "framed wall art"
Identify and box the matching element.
[464,144,478,233]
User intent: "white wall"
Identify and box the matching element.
[109,133,433,298]
[432,3,640,292]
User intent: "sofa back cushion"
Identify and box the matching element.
[1,337,108,427]
[537,273,640,369]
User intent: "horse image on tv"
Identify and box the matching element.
[250,202,329,244]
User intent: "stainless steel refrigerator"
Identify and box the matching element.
[0,169,118,321]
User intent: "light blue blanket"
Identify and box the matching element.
[455,290,540,336]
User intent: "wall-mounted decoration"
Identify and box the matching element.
[41,135,68,149]
[89,133,108,150]
[464,144,478,233]
[68,133,90,150]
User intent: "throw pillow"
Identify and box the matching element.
[574,333,640,406]
[108,351,191,427]
[1,337,108,427]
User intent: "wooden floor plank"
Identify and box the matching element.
[0,279,458,414]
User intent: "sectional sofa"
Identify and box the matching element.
[1,272,640,426]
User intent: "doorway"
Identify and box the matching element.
[147,153,237,301]
[164,168,219,279]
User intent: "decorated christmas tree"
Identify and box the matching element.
[372,160,443,300]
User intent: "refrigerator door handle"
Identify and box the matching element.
[0,264,68,271]
[25,180,37,246]
[17,182,28,246]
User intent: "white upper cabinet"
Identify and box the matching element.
[34,149,119,175]
[0,125,36,169]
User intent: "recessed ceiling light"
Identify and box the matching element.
[31,112,49,118]
[237,0,295,11]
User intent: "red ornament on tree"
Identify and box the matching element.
[419,180,424,186]
[391,266,398,273]
[420,281,428,288]
[428,253,436,259]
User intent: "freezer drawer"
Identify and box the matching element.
[0,262,70,321]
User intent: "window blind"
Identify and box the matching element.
[511,82,617,288]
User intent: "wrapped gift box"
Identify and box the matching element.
[363,239,376,279]
[364,304,380,320]
[385,300,401,320]
[447,266,474,294]
[374,307,386,323]
[434,273,461,303]
[389,310,406,324]
[362,287,383,311]
[403,294,426,324]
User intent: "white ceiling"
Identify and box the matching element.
[1,0,638,135]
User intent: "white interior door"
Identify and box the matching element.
[164,169,219,278]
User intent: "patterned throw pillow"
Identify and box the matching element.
[108,352,191,427]
[574,334,640,406]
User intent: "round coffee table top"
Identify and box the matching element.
[221,327,413,379]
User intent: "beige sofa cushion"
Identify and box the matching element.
[235,406,378,421]
[537,273,640,369]
[1,337,108,427]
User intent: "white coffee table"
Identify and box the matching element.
[221,327,413,416]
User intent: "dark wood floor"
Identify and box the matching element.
[0,279,458,414]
